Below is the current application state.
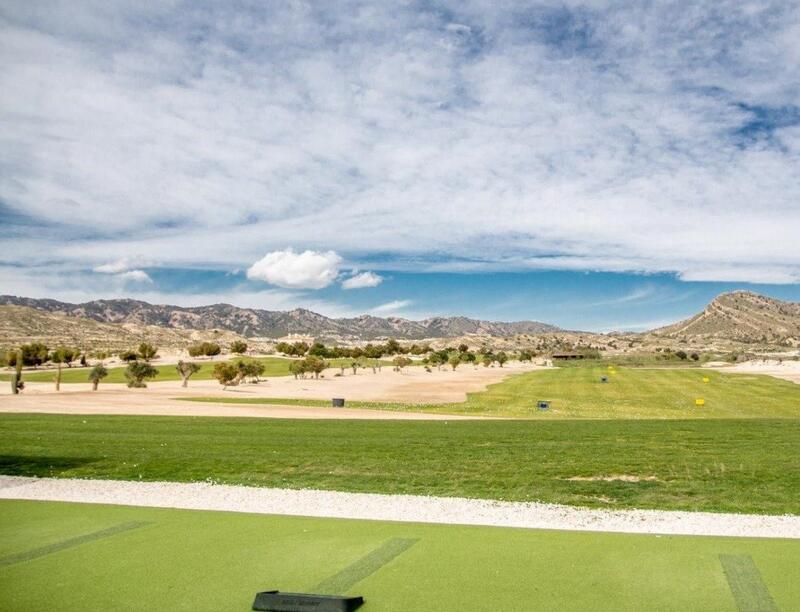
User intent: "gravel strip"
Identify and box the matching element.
[1,476,798,539]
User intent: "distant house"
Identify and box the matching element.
[551,352,585,360]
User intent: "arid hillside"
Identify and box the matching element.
[0,305,251,352]
[0,295,559,340]
[651,291,800,346]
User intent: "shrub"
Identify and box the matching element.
[124,361,158,388]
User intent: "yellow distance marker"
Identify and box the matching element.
[702,377,710,383]
[695,398,705,407]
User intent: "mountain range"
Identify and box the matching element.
[1,291,798,349]
[0,295,559,341]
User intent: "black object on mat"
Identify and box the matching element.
[252,591,364,612]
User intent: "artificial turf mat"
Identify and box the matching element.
[1,499,799,611]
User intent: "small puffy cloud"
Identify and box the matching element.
[247,249,342,289]
[341,271,383,289]
[370,299,413,314]
[116,270,152,283]
[93,259,152,282]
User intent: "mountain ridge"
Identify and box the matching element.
[0,295,560,341]
[651,290,800,345]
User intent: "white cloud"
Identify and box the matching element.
[247,249,342,289]
[116,270,152,283]
[341,271,383,289]
[1,2,799,285]
[93,260,133,274]
[370,299,413,314]
[93,259,151,282]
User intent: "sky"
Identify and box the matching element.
[1,1,799,331]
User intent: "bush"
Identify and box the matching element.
[124,361,158,388]
[188,342,221,357]
[230,341,248,355]
[212,362,238,388]
[138,343,158,361]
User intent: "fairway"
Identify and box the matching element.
[2,414,799,514]
[184,366,800,419]
[0,499,797,611]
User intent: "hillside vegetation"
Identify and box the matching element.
[652,291,800,346]
[0,305,251,353]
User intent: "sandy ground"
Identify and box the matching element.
[0,363,537,420]
[705,359,800,384]
[1,476,797,539]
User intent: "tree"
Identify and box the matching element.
[393,356,411,372]
[385,339,401,355]
[230,340,248,355]
[88,364,108,391]
[496,352,508,367]
[124,361,158,388]
[50,347,71,391]
[10,350,23,394]
[119,350,138,362]
[232,359,266,384]
[308,342,329,357]
[482,355,493,368]
[212,362,238,389]
[138,343,158,361]
[675,350,688,361]
[690,352,700,361]
[428,353,443,371]
[288,360,306,379]
[519,350,533,362]
[175,360,201,387]
[10,343,49,368]
[303,355,327,379]
[458,343,469,354]
[448,354,461,371]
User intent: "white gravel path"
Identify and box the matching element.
[1,476,798,539]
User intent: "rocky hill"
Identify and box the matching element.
[0,305,251,352]
[0,296,559,341]
[651,291,800,346]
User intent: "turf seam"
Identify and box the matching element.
[718,554,779,612]
[0,521,152,568]
[312,537,418,594]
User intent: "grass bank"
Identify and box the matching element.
[1,415,798,514]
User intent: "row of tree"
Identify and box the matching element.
[4,343,87,368]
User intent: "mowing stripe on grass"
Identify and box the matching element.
[719,554,778,612]
[0,521,151,568]
[312,537,418,594]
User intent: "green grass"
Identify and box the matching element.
[0,357,399,385]
[1,499,798,611]
[182,366,800,419]
[1,415,799,514]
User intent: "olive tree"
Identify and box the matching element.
[88,364,108,391]
[175,360,201,387]
[124,361,158,388]
[212,362,238,389]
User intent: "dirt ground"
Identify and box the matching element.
[0,362,539,420]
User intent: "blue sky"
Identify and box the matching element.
[1,1,799,330]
